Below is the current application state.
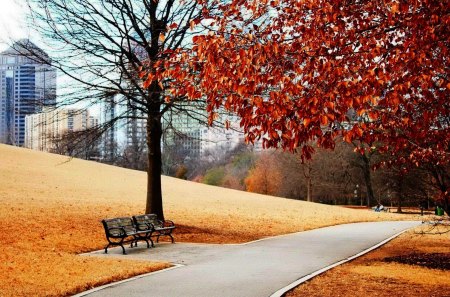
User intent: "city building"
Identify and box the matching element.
[126,109,147,149]
[24,107,97,152]
[162,104,244,160]
[0,39,56,146]
[199,126,243,158]
[100,96,118,162]
[88,115,99,129]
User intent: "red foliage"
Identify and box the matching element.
[172,0,449,166]
[146,1,449,208]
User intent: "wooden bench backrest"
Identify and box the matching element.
[133,214,161,229]
[102,217,135,236]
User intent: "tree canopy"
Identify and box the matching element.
[158,0,449,212]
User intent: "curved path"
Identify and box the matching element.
[79,221,421,297]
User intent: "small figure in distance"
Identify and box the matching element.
[374,203,384,212]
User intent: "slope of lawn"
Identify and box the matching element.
[0,144,417,296]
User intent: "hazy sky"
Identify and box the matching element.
[0,0,30,51]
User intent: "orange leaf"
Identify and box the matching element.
[143,79,151,89]
[237,85,245,96]
[368,111,378,120]
[303,118,311,127]
[344,131,353,143]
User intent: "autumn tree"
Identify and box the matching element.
[245,152,282,195]
[176,0,449,215]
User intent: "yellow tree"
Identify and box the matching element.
[245,153,282,195]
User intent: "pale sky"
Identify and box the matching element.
[0,0,30,51]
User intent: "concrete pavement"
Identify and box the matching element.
[78,221,421,297]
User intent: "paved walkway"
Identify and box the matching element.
[79,221,421,297]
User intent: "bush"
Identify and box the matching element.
[202,167,226,186]
[175,165,188,180]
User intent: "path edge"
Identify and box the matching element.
[72,264,184,297]
[269,225,418,297]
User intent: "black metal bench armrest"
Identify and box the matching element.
[158,220,175,228]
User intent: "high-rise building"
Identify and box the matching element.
[126,109,147,149]
[0,40,56,146]
[162,104,244,159]
[24,107,97,152]
[100,96,117,162]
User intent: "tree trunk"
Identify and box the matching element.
[306,175,312,202]
[145,110,164,220]
[302,163,313,202]
[362,154,374,207]
[397,175,403,213]
[442,198,449,217]
[397,193,403,213]
[429,165,450,216]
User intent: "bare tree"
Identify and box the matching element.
[350,141,379,207]
[20,0,225,219]
[49,129,101,160]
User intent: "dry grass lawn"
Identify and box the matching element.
[286,225,450,297]
[0,144,419,296]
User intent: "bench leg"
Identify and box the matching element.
[117,238,127,254]
[104,237,127,254]
[120,243,127,255]
[155,233,175,243]
[104,243,111,254]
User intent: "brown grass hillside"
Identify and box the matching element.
[287,226,450,297]
[0,144,417,296]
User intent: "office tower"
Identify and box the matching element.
[0,39,56,146]
[126,109,147,150]
[100,96,117,162]
[162,104,243,160]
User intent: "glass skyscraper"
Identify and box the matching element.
[0,39,56,146]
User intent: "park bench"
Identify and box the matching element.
[102,217,153,254]
[102,214,176,255]
[133,214,176,244]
